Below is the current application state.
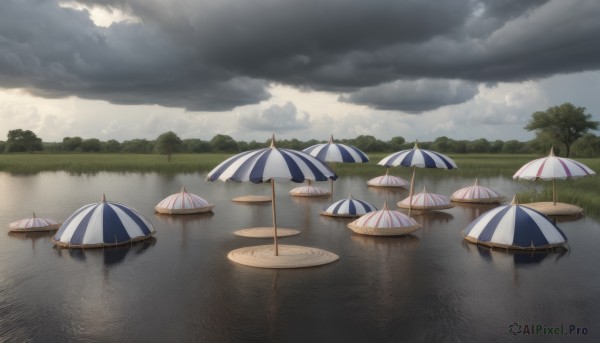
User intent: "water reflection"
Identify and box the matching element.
[154,212,214,248]
[463,241,567,286]
[409,211,455,230]
[451,202,500,222]
[55,237,157,267]
[7,230,55,250]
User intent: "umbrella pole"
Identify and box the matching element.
[553,179,556,205]
[408,166,416,217]
[272,179,278,256]
[330,162,336,201]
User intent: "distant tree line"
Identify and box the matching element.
[3,130,600,157]
[1,103,598,157]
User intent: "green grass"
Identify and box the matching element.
[0,153,230,174]
[2,152,600,217]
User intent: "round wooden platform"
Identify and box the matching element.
[227,244,339,268]
[521,202,584,216]
[233,227,300,238]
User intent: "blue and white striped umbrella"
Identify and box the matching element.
[378,141,457,169]
[378,142,457,216]
[52,195,155,248]
[303,135,369,164]
[322,194,377,217]
[206,135,337,256]
[303,135,368,199]
[206,139,337,184]
[463,196,567,250]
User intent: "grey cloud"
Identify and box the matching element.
[340,79,479,113]
[239,102,310,131]
[1,0,600,112]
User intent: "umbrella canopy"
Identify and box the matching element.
[379,142,457,169]
[206,135,337,260]
[155,186,214,214]
[348,202,421,236]
[397,186,453,210]
[206,139,336,184]
[451,178,504,203]
[379,141,457,216]
[463,196,567,250]
[322,194,377,218]
[289,184,330,197]
[513,147,595,204]
[52,195,155,248]
[303,135,369,198]
[9,211,61,232]
[303,135,369,163]
[366,169,409,187]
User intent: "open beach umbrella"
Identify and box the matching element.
[397,186,453,211]
[206,135,338,265]
[379,141,457,216]
[348,202,421,236]
[303,135,369,198]
[451,178,504,204]
[513,147,595,207]
[366,169,409,188]
[321,194,377,218]
[52,194,156,248]
[8,211,61,232]
[463,196,567,250]
[154,186,214,214]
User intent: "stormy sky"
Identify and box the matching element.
[1,0,599,143]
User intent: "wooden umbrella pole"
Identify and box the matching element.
[408,166,416,217]
[272,179,278,256]
[553,179,556,205]
[330,162,336,201]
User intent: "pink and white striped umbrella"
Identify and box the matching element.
[366,169,409,188]
[348,202,420,236]
[9,211,61,232]
[513,147,595,204]
[155,186,214,214]
[289,184,330,197]
[451,178,504,203]
[397,186,453,210]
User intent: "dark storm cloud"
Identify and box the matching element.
[1,0,599,112]
[340,79,479,113]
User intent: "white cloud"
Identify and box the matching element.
[237,102,310,132]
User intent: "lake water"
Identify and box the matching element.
[1,171,599,342]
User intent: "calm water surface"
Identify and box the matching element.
[1,171,599,342]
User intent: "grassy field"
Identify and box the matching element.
[2,152,600,216]
[0,153,229,174]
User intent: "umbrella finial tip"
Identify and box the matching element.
[475,178,479,185]
[101,193,107,203]
[414,140,419,149]
[511,194,519,205]
[181,186,186,192]
[270,134,276,148]
[329,134,334,143]
[549,146,555,156]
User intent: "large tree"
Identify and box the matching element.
[5,129,43,152]
[210,134,238,152]
[154,131,182,161]
[525,103,599,157]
